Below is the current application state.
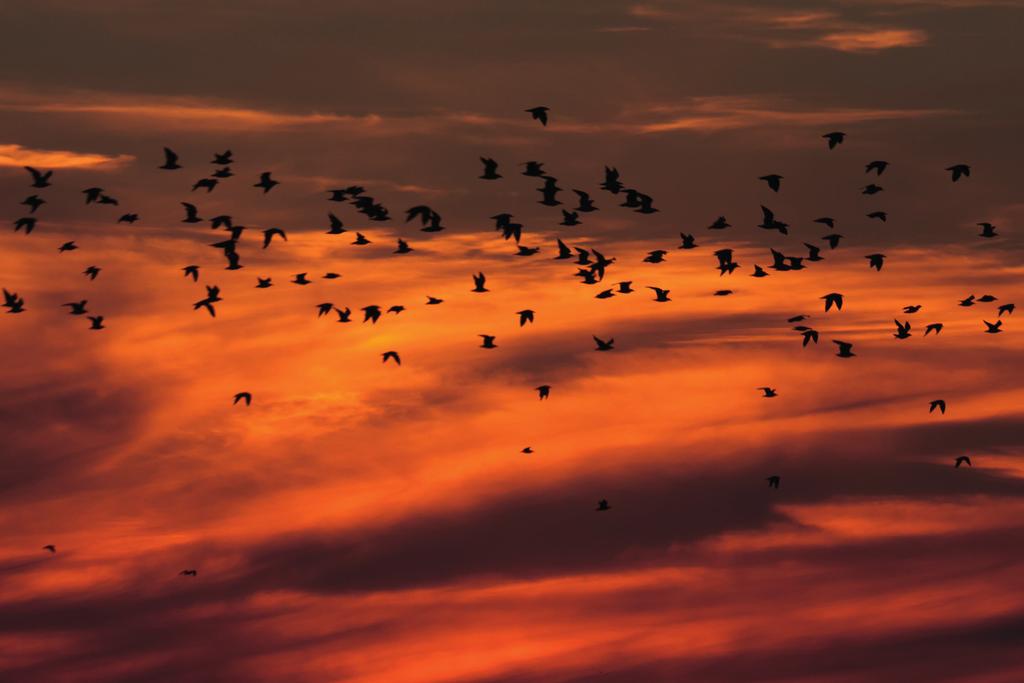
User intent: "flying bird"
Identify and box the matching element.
[893,319,912,339]
[87,316,104,330]
[233,392,252,406]
[517,309,535,326]
[759,174,783,192]
[955,456,971,468]
[25,166,53,187]
[472,272,488,293]
[865,160,888,175]
[42,545,56,553]
[536,385,550,400]
[479,157,501,180]
[382,351,401,365]
[758,387,778,398]
[822,292,844,312]
[822,131,845,149]
[593,335,615,351]
[983,320,1002,334]
[766,476,780,489]
[833,340,855,357]
[183,265,200,281]
[924,323,943,336]
[977,222,998,238]
[647,286,670,302]
[946,164,970,182]
[525,106,549,126]
[254,172,279,193]
[929,399,946,414]
[595,499,610,511]
[479,334,497,349]
[262,227,287,248]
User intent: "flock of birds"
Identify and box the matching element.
[6,107,1011,572]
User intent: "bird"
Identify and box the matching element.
[538,177,562,206]
[292,273,311,285]
[758,387,778,398]
[192,178,218,193]
[593,335,614,351]
[262,227,287,248]
[63,300,88,315]
[573,190,598,212]
[814,217,836,228]
[555,239,573,260]
[955,456,971,468]
[517,310,535,326]
[387,305,405,315]
[352,233,371,245]
[212,150,233,165]
[83,266,101,280]
[472,272,488,293]
[998,303,1015,317]
[959,295,976,307]
[678,233,697,249]
[183,265,200,281]
[978,294,997,303]
[617,281,634,294]
[362,305,382,324]
[331,307,351,323]
[3,289,25,313]
[521,447,533,454]
[327,213,346,234]
[946,164,970,182]
[766,476,780,489]
[14,217,37,234]
[181,202,202,223]
[866,253,886,271]
[867,211,888,222]
[316,303,334,318]
[801,329,819,347]
[42,545,56,553]
[256,277,273,289]
[713,290,733,296]
[708,216,731,230]
[833,340,855,357]
[117,213,139,224]
[601,167,623,193]
[382,351,401,365]
[536,385,550,400]
[87,316,104,330]
[647,286,670,302]
[758,205,788,235]
[21,195,45,213]
[479,157,501,179]
[58,241,78,253]
[595,289,615,299]
[479,334,497,349]
[751,265,768,278]
[804,243,823,262]
[865,160,889,175]
[977,222,998,238]
[25,166,53,187]
[862,184,883,195]
[82,187,103,204]
[924,323,943,336]
[759,174,783,192]
[233,392,252,406]
[525,106,549,126]
[822,293,844,312]
[522,161,545,177]
[595,499,610,511]
[426,296,443,305]
[179,569,198,577]
[822,131,845,149]
[560,210,580,226]
[929,399,946,414]
[893,319,912,339]
[983,320,1002,334]
[644,250,667,264]
[212,167,233,178]
[254,172,279,193]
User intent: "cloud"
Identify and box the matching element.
[0,143,133,169]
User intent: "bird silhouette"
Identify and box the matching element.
[233,392,252,406]
[117,213,139,224]
[256,277,273,289]
[903,305,921,314]
[865,160,889,175]
[42,544,56,553]
[326,213,346,234]
[758,387,778,398]
[212,150,233,165]
[292,273,311,285]
[595,289,615,299]
[644,250,667,264]
[25,166,53,187]
[766,475,780,489]
[183,265,200,281]
[362,305,382,324]
[595,499,610,511]
[601,167,623,193]
[929,399,946,414]
[254,172,279,193]
[58,241,78,253]
[801,329,819,346]
[759,174,783,192]
[262,227,287,248]
[574,190,598,212]
[472,272,488,292]
[959,295,976,307]
[538,177,562,206]
[862,184,884,195]
[648,286,670,302]
[752,265,769,278]
[426,296,443,305]
[14,217,36,234]
[678,233,697,249]
[181,202,202,223]
[867,211,888,222]
[382,351,401,365]
[823,131,845,149]
[983,320,1002,334]
[708,216,731,230]
[893,319,912,339]
[865,254,886,271]
[180,569,198,577]
[525,106,549,126]
[517,310,535,326]
[998,303,1015,316]
[822,293,844,312]
[479,334,497,348]
[479,157,501,180]
[334,307,351,322]
[560,210,580,226]
[946,164,970,182]
[352,232,371,245]
[977,222,998,238]
[593,335,614,351]
[759,205,788,235]
[833,340,855,357]
[83,266,101,280]
[924,323,943,336]
[814,217,836,228]
[192,178,218,193]
[87,316,105,330]
[521,447,533,454]
[63,300,88,315]
[536,385,550,400]
[955,456,971,468]
[3,289,25,313]
[22,195,45,213]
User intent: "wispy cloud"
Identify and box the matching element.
[0,143,133,169]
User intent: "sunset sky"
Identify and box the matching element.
[2,1,1024,681]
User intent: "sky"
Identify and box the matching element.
[2,1,1024,681]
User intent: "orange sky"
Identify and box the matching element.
[2,1,1024,681]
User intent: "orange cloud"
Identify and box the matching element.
[815,28,929,51]
[0,143,132,169]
